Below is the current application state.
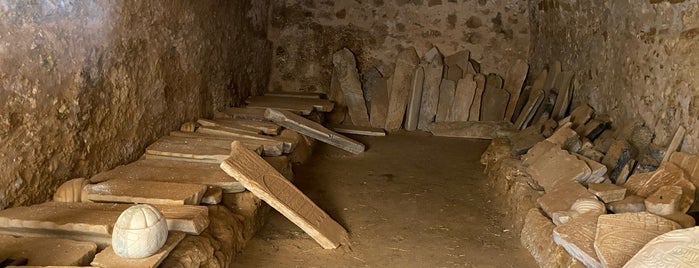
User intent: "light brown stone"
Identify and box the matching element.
[662,126,686,163]
[537,180,597,218]
[445,65,463,81]
[606,194,646,213]
[245,95,334,115]
[522,140,558,166]
[594,212,681,268]
[480,73,509,121]
[82,179,208,206]
[386,47,419,131]
[552,214,601,268]
[429,121,515,139]
[200,118,281,136]
[0,235,97,266]
[624,226,699,268]
[546,124,581,152]
[527,146,591,190]
[417,47,445,130]
[405,66,425,131]
[662,212,696,228]
[644,185,682,216]
[551,71,574,120]
[92,232,186,268]
[447,75,477,122]
[602,139,635,183]
[669,151,699,212]
[503,59,529,121]
[625,162,695,212]
[468,74,486,121]
[587,183,626,203]
[53,178,90,202]
[521,208,576,268]
[568,104,594,130]
[552,210,579,226]
[575,154,607,184]
[435,79,456,122]
[369,77,390,129]
[178,129,282,156]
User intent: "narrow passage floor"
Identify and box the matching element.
[234,131,537,267]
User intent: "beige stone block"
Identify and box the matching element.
[527,147,591,190]
[552,214,601,268]
[588,183,626,203]
[625,162,695,212]
[669,151,699,212]
[661,212,696,228]
[644,185,682,216]
[521,208,576,267]
[538,180,597,218]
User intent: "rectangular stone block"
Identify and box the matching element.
[538,180,597,218]
[587,183,626,203]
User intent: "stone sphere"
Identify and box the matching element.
[112,204,168,258]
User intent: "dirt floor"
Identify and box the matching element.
[233,131,537,268]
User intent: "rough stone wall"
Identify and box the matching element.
[0,0,271,209]
[529,0,699,152]
[268,0,530,93]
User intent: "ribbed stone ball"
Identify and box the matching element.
[112,204,169,258]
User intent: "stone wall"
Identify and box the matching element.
[0,0,272,209]
[268,0,530,93]
[528,0,699,153]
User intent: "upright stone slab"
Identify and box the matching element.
[538,180,597,218]
[362,67,383,111]
[332,48,370,127]
[445,65,463,81]
[503,59,529,122]
[447,74,477,122]
[435,79,456,122]
[602,139,635,183]
[624,226,699,268]
[625,162,696,213]
[551,71,574,120]
[644,185,683,216]
[663,126,686,163]
[327,70,347,124]
[418,47,444,130]
[514,89,544,130]
[369,77,390,129]
[444,49,470,74]
[385,47,419,131]
[468,74,486,121]
[594,212,681,268]
[544,61,562,93]
[480,74,509,121]
[669,151,699,211]
[405,66,425,131]
[552,214,601,268]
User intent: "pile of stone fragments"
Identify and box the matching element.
[481,103,699,267]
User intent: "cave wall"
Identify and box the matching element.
[0,0,271,208]
[529,0,699,152]
[268,0,530,93]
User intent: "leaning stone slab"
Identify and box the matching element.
[594,212,681,268]
[644,185,682,216]
[587,183,626,203]
[527,146,592,190]
[480,74,509,121]
[503,59,529,121]
[435,79,456,122]
[417,48,445,130]
[625,162,696,213]
[265,109,365,154]
[553,214,601,268]
[333,48,370,127]
[521,208,576,268]
[538,180,597,218]
[405,66,425,131]
[624,226,699,268]
[606,194,646,213]
[386,47,419,131]
[546,123,581,152]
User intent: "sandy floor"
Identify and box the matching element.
[233,131,537,268]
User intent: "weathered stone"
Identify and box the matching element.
[0,235,97,266]
[568,104,594,130]
[588,183,626,203]
[615,159,637,185]
[333,48,370,127]
[361,67,382,110]
[662,212,696,228]
[417,48,445,131]
[509,125,546,156]
[552,210,579,226]
[435,79,456,122]
[542,119,558,137]
[575,154,607,183]
[625,162,696,213]
[602,139,635,183]
[570,198,606,215]
[447,75,477,122]
[405,66,425,131]
[635,152,660,174]
[527,146,592,190]
[385,47,419,131]
[514,89,545,130]
[645,185,683,216]
[429,121,515,139]
[468,74,486,121]
[552,214,601,268]
[521,208,576,268]
[579,148,604,163]
[629,125,654,151]
[503,59,529,121]
[551,71,574,120]
[594,212,681,268]
[444,50,471,76]
[369,77,390,129]
[445,65,463,81]
[487,157,544,234]
[522,140,558,166]
[669,151,699,212]
[546,124,581,152]
[538,180,597,218]
[593,130,615,153]
[480,73,509,121]
[662,126,686,163]
[624,226,699,268]
[480,138,514,169]
[606,194,646,213]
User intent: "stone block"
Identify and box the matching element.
[601,139,635,183]
[644,185,682,216]
[606,194,646,213]
[568,104,594,130]
[579,148,604,163]
[487,157,543,235]
[527,146,591,190]
[624,226,699,268]
[594,212,681,268]
[625,162,696,213]
[522,140,557,166]
[552,214,601,268]
[538,180,597,218]
[587,183,626,203]
[521,208,576,268]
[669,151,699,212]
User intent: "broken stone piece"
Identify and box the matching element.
[522,140,557,166]
[552,214,601,268]
[571,198,606,215]
[625,162,696,213]
[662,212,696,228]
[606,194,646,213]
[594,212,681,268]
[587,183,626,203]
[526,146,591,190]
[662,126,686,163]
[644,185,682,216]
[624,226,699,268]
[615,159,636,185]
[546,123,581,152]
[509,125,545,156]
[521,208,576,267]
[669,151,699,212]
[538,180,597,218]
[568,104,594,130]
[552,210,579,226]
[601,139,635,183]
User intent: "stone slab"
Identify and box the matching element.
[606,194,646,213]
[645,185,682,216]
[594,212,681,268]
[625,162,695,212]
[576,154,607,180]
[669,151,699,211]
[522,140,558,166]
[662,126,686,163]
[327,124,386,137]
[447,75,476,122]
[569,104,594,130]
[662,212,696,228]
[177,129,282,156]
[444,50,470,74]
[385,47,419,131]
[587,183,626,203]
[503,59,529,121]
[602,139,635,183]
[527,146,591,190]
[265,108,365,154]
[201,186,222,205]
[91,232,186,268]
[0,235,96,266]
[552,214,601,268]
[509,125,545,155]
[218,107,268,121]
[521,208,575,268]
[405,66,425,130]
[445,65,463,81]
[624,226,699,268]
[83,179,208,206]
[546,124,581,152]
[514,89,544,130]
[537,180,597,218]
[145,136,234,162]
[369,77,390,129]
[429,121,515,139]
[263,91,324,99]
[435,79,456,122]
[202,118,281,136]
[220,142,349,249]
[245,96,322,115]
[196,119,260,134]
[468,74,486,122]
[480,74,508,122]
[332,48,370,126]
[417,48,444,130]
[551,71,574,120]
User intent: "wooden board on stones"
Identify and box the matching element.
[0,235,97,266]
[369,77,389,129]
[447,75,477,122]
[332,48,370,126]
[201,118,281,135]
[551,71,574,120]
[514,89,544,130]
[480,74,509,121]
[264,91,324,99]
[91,232,186,268]
[429,121,515,139]
[435,79,456,122]
[385,47,419,131]
[327,124,386,137]
[417,48,444,130]
[220,142,349,249]
[503,59,529,121]
[245,96,334,115]
[89,159,245,193]
[83,179,208,206]
[468,74,486,121]
[217,107,269,121]
[404,66,425,131]
[265,108,365,154]
[145,136,235,162]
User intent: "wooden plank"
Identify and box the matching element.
[369,77,389,129]
[404,66,425,131]
[145,136,233,162]
[89,159,244,193]
[551,71,574,120]
[185,128,284,156]
[503,59,529,121]
[217,107,268,121]
[265,108,365,154]
[435,79,456,122]
[332,48,370,127]
[418,48,444,130]
[0,235,96,266]
[264,91,324,99]
[91,232,186,268]
[663,126,686,163]
[480,74,509,121]
[385,47,419,131]
[327,124,386,137]
[83,179,208,206]
[220,142,349,249]
[447,74,477,122]
[245,96,334,115]
[37,202,209,236]
[514,89,545,130]
[468,74,486,121]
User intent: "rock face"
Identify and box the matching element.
[0,1,272,209]
[624,226,699,268]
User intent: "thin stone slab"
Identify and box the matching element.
[429,121,515,139]
[546,123,581,152]
[447,75,476,122]
[0,235,97,266]
[537,180,597,218]
[435,79,456,122]
[369,77,390,129]
[332,48,370,126]
[361,67,382,113]
[551,71,574,120]
[602,139,635,183]
[587,183,626,203]
[645,185,682,216]
[594,212,681,268]
[91,232,186,268]
[526,146,591,190]
[445,65,463,81]
[509,125,545,155]
[569,104,594,130]
[196,119,260,134]
[221,142,349,249]
[202,118,281,135]
[522,140,558,166]
[514,89,544,130]
[89,159,245,193]
[145,136,234,162]
[327,124,386,136]
[327,69,348,124]
[624,226,699,268]
[245,96,334,115]
[521,209,575,268]
[669,151,699,211]
[544,61,562,93]
[405,66,425,130]
[576,154,607,180]
[552,214,601,268]
[83,179,208,206]
[480,74,509,121]
[606,194,646,213]
[263,91,324,99]
[385,47,419,131]
[663,126,686,163]
[189,128,285,156]
[265,108,365,154]
[503,59,529,121]
[468,74,486,121]
[217,107,268,121]
[444,50,470,75]
[625,162,696,213]
[418,48,444,130]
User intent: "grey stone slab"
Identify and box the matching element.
[265,109,365,154]
[503,59,529,122]
[333,48,370,127]
[429,121,515,139]
[435,79,456,122]
[417,48,444,131]
[447,74,476,122]
[480,74,509,121]
[602,139,635,183]
[405,66,425,131]
[385,47,419,131]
